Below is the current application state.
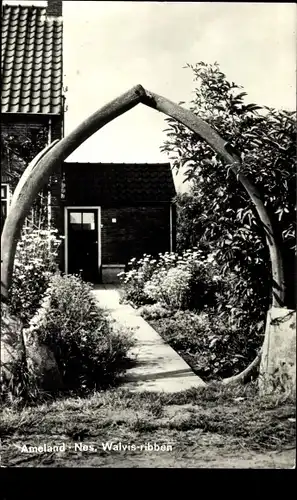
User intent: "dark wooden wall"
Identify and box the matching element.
[100,205,173,265]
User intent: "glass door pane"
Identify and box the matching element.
[1,185,7,199]
[82,212,95,230]
[69,211,82,230]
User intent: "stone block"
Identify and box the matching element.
[259,307,296,395]
[101,264,125,284]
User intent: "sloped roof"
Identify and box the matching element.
[1,4,63,114]
[62,163,176,204]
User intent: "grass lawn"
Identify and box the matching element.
[1,383,295,468]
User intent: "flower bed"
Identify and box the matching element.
[119,251,264,380]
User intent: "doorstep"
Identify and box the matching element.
[101,264,125,284]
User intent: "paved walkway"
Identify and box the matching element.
[92,285,206,393]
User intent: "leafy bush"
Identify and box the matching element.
[138,303,173,321]
[149,311,262,380]
[145,266,191,309]
[0,303,40,406]
[1,353,41,407]
[161,61,296,322]
[1,128,48,192]
[118,255,159,306]
[120,249,221,311]
[28,274,135,391]
[120,248,264,379]
[119,252,179,307]
[173,250,221,310]
[10,227,63,325]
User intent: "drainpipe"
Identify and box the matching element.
[47,118,52,230]
[48,118,52,149]
[62,95,65,138]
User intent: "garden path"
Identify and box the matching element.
[92,285,206,393]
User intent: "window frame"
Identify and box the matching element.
[68,210,96,231]
[1,183,11,225]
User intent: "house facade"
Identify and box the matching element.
[1,0,64,232]
[61,162,176,283]
[1,1,177,284]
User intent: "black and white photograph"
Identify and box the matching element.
[1,0,296,469]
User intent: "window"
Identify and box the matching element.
[82,212,95,230]
[69,211,96,231]
[1,184,10,232]
[69,212,82,230]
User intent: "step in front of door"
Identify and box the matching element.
[101,264,125,284]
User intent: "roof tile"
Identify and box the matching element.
[62,163,176,204]
[1,4,63,114]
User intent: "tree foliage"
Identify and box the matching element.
[161,62,296,318]
[1,127,48,187]
[1,126,49,228]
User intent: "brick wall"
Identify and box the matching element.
[101,205,172,265]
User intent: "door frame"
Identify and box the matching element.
[64,206,101,275]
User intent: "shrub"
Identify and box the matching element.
[28,274,135,391]
[161,61,296,313]
[120,249,264,380]
[120,249,221,311]
[118,254,159,306]
[1,354,41,407]
[138,303,173,321]
[149,310,262,380]
[0,303,41,406]
[145,266,192,309]
[10,227,63,325]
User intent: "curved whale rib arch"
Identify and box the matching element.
[1,86,286,385]
[1,84,285,304]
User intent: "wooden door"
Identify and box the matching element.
[67,209,99,283]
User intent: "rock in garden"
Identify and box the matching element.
[23,329,64,391]
[1,302,63,392]
[1,303,25,384]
